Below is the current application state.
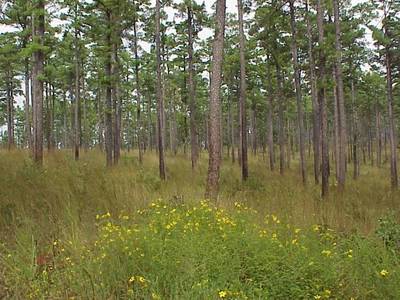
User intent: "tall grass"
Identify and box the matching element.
[1,149,396,234]
[0,149,399,298]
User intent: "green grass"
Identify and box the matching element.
[0,150,399,299]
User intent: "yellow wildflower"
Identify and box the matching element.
[321,250,332,257]
[380,269,389,277]
[219,290,228,298]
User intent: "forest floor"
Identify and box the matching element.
[0,150,399,299]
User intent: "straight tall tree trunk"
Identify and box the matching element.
[306,0,320,184]
[351,80,359,179]
[74,27,80,160]
[376,104,382,168]
[333,0,347,191]
[32,0,45,165]
[156,0,166,180]
[289,0,306,185]
[112,39,121,165]
[63,93,68,148]
[205,0,226,199]
[133,8,143,164]
[188,3,199,169]
[316,0,329,198]
[276,64,285,176]
[24,61,31,149]
[105,11,113,167]
[238,0,248,180]
[333,72,340,180]
[6,74,14,150]
[266,60,274,171]
[385,48,398,188]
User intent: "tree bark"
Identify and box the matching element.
[105,11,113,167]
[306,0,320,184]
[289,0,306,185]
[266,60,274,171]
[316,0,329,198]
[74,24,80,160]
[333,0,347,191]
[238,0,248,180]
[276,64,285,176]
[24,61,31,149]
[385,45,398,188]
[205,0,226,199]
[188,2,199,169]
[32,0,45,165]
[6,72,14,150]
[112,38,121,165]
[133,5,143,164]
[156,0,166,180]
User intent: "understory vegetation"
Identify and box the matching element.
[0,150,399,299]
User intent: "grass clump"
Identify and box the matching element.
[2,201,399,299]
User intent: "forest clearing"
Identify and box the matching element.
[1,0,400,298]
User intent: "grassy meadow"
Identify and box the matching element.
[0,149,399,299]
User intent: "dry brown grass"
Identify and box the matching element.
[0,148,398,243]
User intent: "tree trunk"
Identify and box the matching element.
[316,0,329,198]
[333,68,339,181]
[112,38,121,165]
[105,11,113,167]
[156,0,166,180]
[266,60,274,171]
[24,61,31,149]
[133,7,143,164]
[351,80,359,179]
[63,93,68,148]
[306,0,320,184]
[238,0,248,180]
[188,3,199,169]
[74,27,80,160]
[276,64,285,176]
[6,72,14,150]
[32,0,45,165]
[289,0,306,185]
[376,104,382,167]
[333,0,347,191]
[385,47,398,188]
[205,0,226,199]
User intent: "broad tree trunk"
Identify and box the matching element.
[32,0,45,165]
[156,0,166,180]
[289,0,306,185]
[205,0,226,199]
[238,0,248,180]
